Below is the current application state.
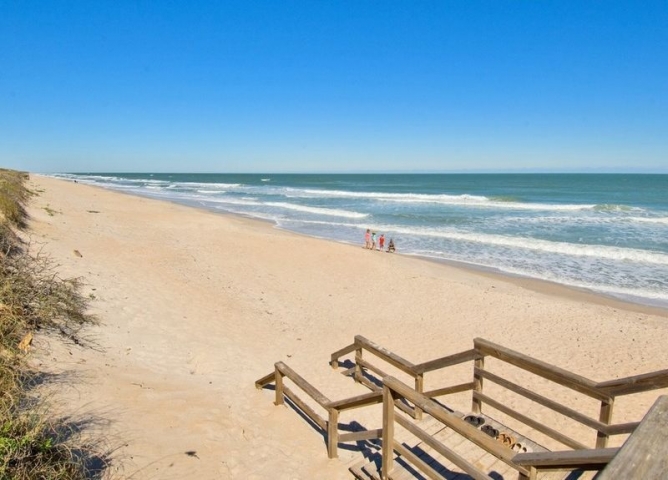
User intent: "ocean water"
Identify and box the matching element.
[51,173,668,308]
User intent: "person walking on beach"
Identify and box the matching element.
[371,232,377,250]
[378,234,385,251]
[364,229,371,249]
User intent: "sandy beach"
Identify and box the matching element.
[25,175,668,479]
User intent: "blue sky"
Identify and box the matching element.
[1,1,666,173]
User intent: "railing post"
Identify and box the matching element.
[414,373,424,420]
[596,398,614,448]
[472,352,484,414]
[327,408,339,458]
[382,384,395,480]
[354,347,363,383]
[274,365,284,406]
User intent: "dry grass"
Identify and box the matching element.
[0,169,108,479]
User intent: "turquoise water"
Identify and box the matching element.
[53,173,668,308]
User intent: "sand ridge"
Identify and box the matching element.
[26,175,668,479]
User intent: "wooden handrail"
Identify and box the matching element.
[412,348,479,374]
[596,368,668,396]
[328,390,383,411]
[275,362,331,407]
[513,447,618,468]
[473,338,610,401]
[354,335,417,376]
[330,342,357,368]
[382,375,528,475]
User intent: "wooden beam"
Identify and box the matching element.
[330,342,357,368]
[283,386,327,431]
[382,384,396,480]
[598,396,668,479]
[328,390,383,411]
[424,381,474,398]
[327,408,339,458]
[275,361,331,407]
[597,369,668,396]
[512,447,618,468]
[255,371,275,389]
[472,391,589,450]
[476,368,607,433]
[354,335,417,376]
[473,338,609,401]
[413,348,479,374]
[339,428,383,443]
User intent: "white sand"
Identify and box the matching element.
[25,175,668,479]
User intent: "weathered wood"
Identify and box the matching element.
[255,371,276,389]
[382,385,396,480]
[604,421,640,435]
[328,390,383,411]
[274,365,284,406]
[283,386,327,431]
[394,413,493,480]
[355,348,364,383]
[424,381,475,398]
[414,373,424,420]
[358,356,391,380]
[596,399,614,448]
[330,342,357,368]
[472,391,589,450]
[413,348,479,374]
[476,368,608,433]
[393,442,462,480]
[383,376,526,474]
[339,428,383,443]
[275,361,331,407]
[512,447,618,468]
[472,355,484,414]
[598,395,668,479]
[597,368,668,396]
[355,335,417,376]
[473,338,610,402]
[327,408,339,458]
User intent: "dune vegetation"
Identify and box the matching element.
[0,169,106,479]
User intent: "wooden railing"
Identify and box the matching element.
[331,336,668,451]
[382,375,621,480]
[255,361,385,458]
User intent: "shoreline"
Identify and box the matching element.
[50,175,668,318]
[26,174,668,478]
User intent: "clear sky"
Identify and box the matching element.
[2,1,666,173]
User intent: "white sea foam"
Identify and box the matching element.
[265,202,368,218]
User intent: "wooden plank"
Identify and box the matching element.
[328,408,339,458]
[513,448,618,468]
[604,421,640,435]
[473,338,610,402]
[339,428,383,443]
[598,395,668,479]
[382,385,396,480]
[359,356,391,380]
[473,391,589,450]
[413,348,479,374]
[597,369,668,396]
[329,390,383,411]
[383,376,526,474]
[424,382,475,398]
[596,399,614,448]
[472,356,484,414]
[355,335,417,376]
[255,371,275,389]
[330,342,357,368]
[395,414,494,480]
[275,361,331,407]
[476,368,607,433]
[283,385,327,431]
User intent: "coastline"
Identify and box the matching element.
[26,175,668,478]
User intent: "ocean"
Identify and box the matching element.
[51,173,668,309]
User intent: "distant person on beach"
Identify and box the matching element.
[379,234,385,251]
[364,229,371,249]
[371,232,377,250]
[387,238,395,253]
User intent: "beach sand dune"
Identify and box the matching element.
[26,176,668,479]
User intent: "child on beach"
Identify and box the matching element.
[387,238,395,253]
[371,232,377,250]
[364,229,371,249]
[378,234,385,251]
